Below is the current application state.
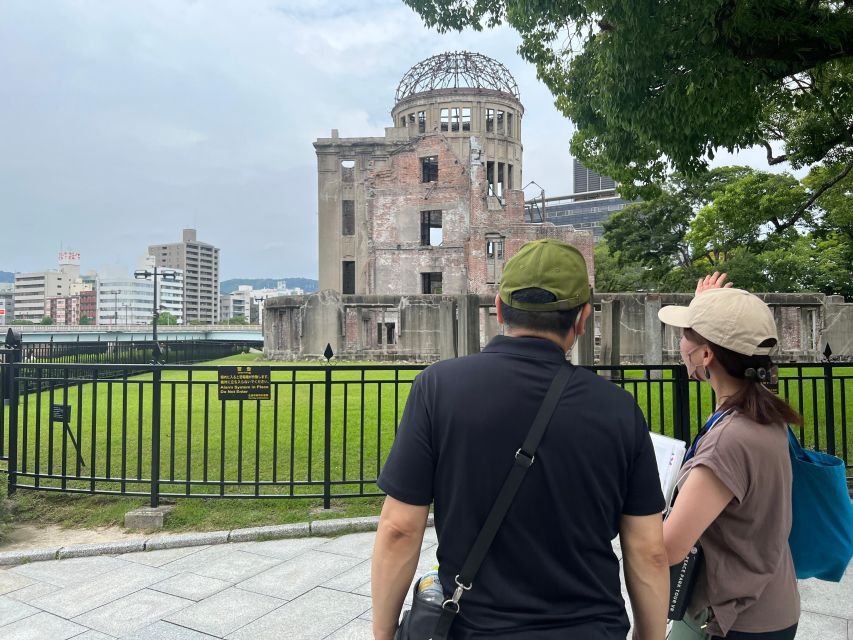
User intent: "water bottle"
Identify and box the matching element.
[416,569,445,605]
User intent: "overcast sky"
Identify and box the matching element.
[0,0,791,280]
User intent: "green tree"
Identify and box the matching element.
[405,1,853,199]
[157,311,178,325]
[10,319,33,325]
[39,316,54,325]
[79,315,92,325]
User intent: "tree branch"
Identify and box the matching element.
[761,141,789,165]
[775,160,853,232]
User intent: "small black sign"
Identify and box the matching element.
[218,366,271,401]
[51,404,72,423]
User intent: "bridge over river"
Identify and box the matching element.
[8,324,263,343]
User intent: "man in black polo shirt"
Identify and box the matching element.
[371,239,668,640]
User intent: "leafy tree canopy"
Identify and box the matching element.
[39,316,54,325]
[598,164,853,298]
[157,311,178,325]
[405,0,852,199]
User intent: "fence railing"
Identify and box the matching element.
[2,361,850,507]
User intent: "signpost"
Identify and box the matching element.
[218,366,271,401]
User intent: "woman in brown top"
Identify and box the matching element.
[659,274,801,640]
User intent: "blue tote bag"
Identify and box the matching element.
[788,428,853,581]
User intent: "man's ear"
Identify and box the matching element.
[575,303,592,336]
[495,293,505,325]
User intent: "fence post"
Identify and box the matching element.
[824,364,836,456]
[673,364,691,443]
[323,365,332,510]
[6,354,20,497]
[151,367,162,508]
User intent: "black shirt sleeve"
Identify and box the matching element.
[376,373,434,506]
[622,405,666,516]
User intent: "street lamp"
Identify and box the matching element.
[134,266,178,361]
[103,290,121,326]
[253,295,264,329]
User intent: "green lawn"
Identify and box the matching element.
[1,355,850,537]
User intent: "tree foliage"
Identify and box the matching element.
[157,311,178,325]
[404,0,852,199]
[599,164,853,298]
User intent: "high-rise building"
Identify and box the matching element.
[149,229,219,324]
[573,159,616,196]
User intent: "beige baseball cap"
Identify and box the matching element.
[658,288,778,356]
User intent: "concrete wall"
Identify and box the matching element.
[265,291,853,363]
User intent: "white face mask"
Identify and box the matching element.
[680,339,709,382]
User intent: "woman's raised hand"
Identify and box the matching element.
[695,272,734,296]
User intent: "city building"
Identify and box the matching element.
[80,289,97,323]
[149,229,220,324]
[13,252,82,322]
[0,283,13,325]
[315,51,593,298]
[47,295,81,325]
[525,160,633,241]
[220,281,304,323]
[97,257,185,326]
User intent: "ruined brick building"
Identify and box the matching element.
[315,51,594,298]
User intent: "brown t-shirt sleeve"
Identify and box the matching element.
[690,419,750,503]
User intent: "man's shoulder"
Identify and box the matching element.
[571,365,639,410]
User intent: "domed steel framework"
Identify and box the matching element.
[395,51,520,103]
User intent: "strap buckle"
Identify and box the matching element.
[515,448,535,467]
[442,574,472,612]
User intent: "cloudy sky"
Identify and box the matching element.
[0,0,787,281]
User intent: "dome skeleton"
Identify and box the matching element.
[395,51,520,104]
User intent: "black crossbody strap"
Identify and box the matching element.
[432,364,575,640]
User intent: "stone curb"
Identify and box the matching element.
[0,513,435,567]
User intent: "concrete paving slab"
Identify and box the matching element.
[165,586,284,637]
[125,620,220,639]
[0,611,87,640]
[31,562,172,619]
[316,531,380,559]
[0,596,39,626]
[322,559,371,592]
[164,547,281,583]
[9,555,125,587]
[237,550,362,601]
[796,610,848,640]
[799,573,853,621]
[122,545,209,567]
[227,587,371,640]
[4,581,61,604]
[0,570,33,595]
[324,618,374,639]
[228,536,326,560]
[151,572,232,601]
[66,632,115,640]
[73,588,193,637]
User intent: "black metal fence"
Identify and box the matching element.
[2,359,850,507]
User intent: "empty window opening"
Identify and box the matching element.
[462,107,471,132]
[507,164,514,190]
[408,113,416,127]
[440,108,449,132]
[422,156,439,183]
[421,210,443,246]
[400,117,406,127]
[496,110,505,134]
[486,109,494,132]
[506,113,513,136]
[486,161,495,195]
[342,261,355,295]
[377,322,396,345]
[418,111,426,133]
[486,235,506,284]
[422,272,443,294]
[341,159,355,182]
[451,108,460,132]
[497,162,505,197]
[342,200,355,236]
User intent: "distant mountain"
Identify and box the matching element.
[220,278,318,295]
[0,271,14,284]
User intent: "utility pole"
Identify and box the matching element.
[134,266,177,362]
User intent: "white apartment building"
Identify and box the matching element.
[14,270,68,322]
[97,259,185,325]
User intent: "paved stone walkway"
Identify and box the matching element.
[0,528,850,639]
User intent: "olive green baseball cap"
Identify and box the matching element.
[499,239,591,311]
